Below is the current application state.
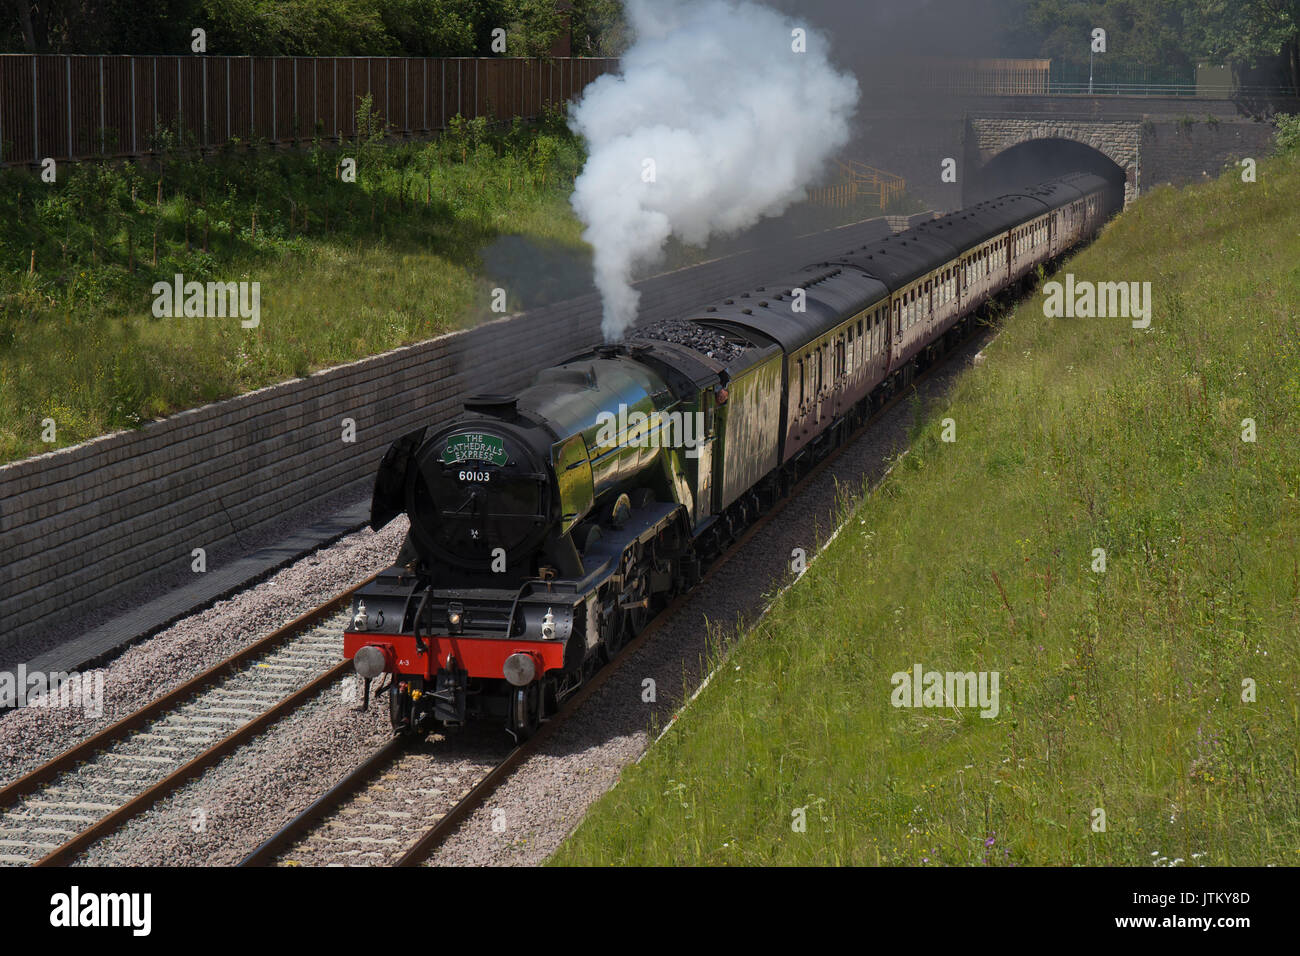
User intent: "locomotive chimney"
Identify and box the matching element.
[463,394,519,419]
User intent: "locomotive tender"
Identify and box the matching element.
[344,173,1120,739]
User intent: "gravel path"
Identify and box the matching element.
[423,328,998,866]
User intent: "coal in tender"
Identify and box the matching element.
[631,318,747,363]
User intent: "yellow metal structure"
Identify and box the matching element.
[807,160,906,211]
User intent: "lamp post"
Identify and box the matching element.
[1089,45,1095,93]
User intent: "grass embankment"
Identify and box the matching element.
[553,153,1300,866]
[0,106,588,464]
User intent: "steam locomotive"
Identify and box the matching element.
[344,172,1120,739]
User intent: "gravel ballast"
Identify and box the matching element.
[0,516,410,792]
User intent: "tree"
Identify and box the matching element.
[4,0,199,52]
[501,0,563,56]
[569,0,625,56]
[1185,0,1300,89]
[3,0,615,56]
[1002,0,1300,89]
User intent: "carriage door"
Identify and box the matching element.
[814,346,825,425]
[694,389,716,525]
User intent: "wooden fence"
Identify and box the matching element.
[0,55,619,166]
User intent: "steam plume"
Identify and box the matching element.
[568,0,860,342]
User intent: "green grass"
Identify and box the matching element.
[551,152,1300,867]
[0,108,592,463]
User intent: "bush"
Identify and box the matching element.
[1274,113,1300,153]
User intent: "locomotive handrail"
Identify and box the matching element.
[504,578,546,639]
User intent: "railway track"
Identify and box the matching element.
[240,317,1000,868]
[0,577,377,867]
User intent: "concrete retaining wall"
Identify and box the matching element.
[0,213,928,652]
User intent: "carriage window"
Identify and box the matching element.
[797,358,804,406]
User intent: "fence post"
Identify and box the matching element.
[203,56,208,150]
[131,58,137,155]
[293,58,298,143]
[332,58,337,141]
[65,57,72,159]
[175,56,181,147]
[249,58,254,138]
[271,58,276,144]
[226,58,231,144]
[32,56,38,165]
[100,57,108,156]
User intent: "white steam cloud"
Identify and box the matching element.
[568,0,860,342]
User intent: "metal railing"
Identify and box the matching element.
[855,57,1298,99]
[1045,81,1299,97]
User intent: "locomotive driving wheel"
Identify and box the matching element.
[603,550,650,661]
[621,548,652,636]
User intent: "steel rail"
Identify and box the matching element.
[238,736,409,867]
[0,573,378,815]
[36,659,354,866]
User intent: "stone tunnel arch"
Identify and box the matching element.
[967,119,1140,207]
